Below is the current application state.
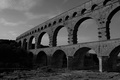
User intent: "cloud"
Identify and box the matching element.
[25,12,59,20]
[0,0,37,11]
[25,12,47,19]
[8,31,17,37]
[0,0,9,9]
[0,31,18,40]
[0,18,24,26]
[63,0,69,4]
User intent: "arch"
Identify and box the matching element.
[48,23,51,27]
[108,45,120,71]
[35,30,37,33]
[72,47,99,70]
[106,6,120,39]
[23,39,27,50]
[65,15,69,20]
[52,25,68,46]
[59,18,62,23]
[41,27,43,30]
[91,4,97,11]
[81,8,87,14]
[38,28,40,32]
[72,12,77,17]
[52,50,67,68]
[44,25,47,28]
[73,17,92,44]
[37,32,49,48]
[29,36,35,49]
[32,31,34,34]
[103,0,111,6]
[36,51,47,67]
[53,21,56,25]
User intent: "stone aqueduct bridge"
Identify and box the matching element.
[16,0,120,72]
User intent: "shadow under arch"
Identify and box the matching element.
[107,45,120,71]
[52,50,67,68]
[28,51,34,67]
[36,51,47,67]
[103,0,111,6]
[18,41,22,47]
[23,39,27,50]
[29,36,35,49]
[52,25,68,46]
[37,32,49,48]
[91,4,97,11]
[106,6,120,40]
[73,17,93,44]
[28,51,34,59]
[72,47,99,70]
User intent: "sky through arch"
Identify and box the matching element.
[41,33,49,46]
[57,27,68,46]
[77,19,99,43]
[110,11,120,39]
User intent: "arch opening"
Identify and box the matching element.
[91,4,97,11]
[53,21,56,25]
[52,50,67,68]
[108,45,120,71]
[81,9,87,14]
[38,28,40,31]
[41,27,43,30]
[36,51,47,68]
[106,6,120,40]
[29,36,35,49]
[37,32,49,48]
[73,17,99,44]
[23,39,27,50]
[53,26,68,46]
[103,0,111,6]
[65,15,69,20]
[72,12,77,17]
[48,23,51,27]
[72,47,99,71]
[59,19,62,23]
[44,25,47,28]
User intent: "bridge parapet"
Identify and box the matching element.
[28,38,120,57]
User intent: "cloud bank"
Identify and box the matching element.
[0,0,36,11]
[0,18,23,26]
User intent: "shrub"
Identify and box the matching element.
[0,40,33,69]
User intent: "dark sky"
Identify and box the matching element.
[0,0,88,40]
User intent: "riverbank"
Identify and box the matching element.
[0,68,120,80]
